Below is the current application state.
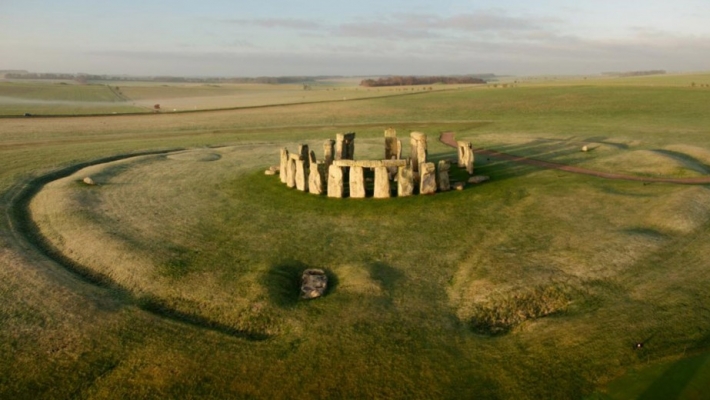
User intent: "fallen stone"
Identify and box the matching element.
[269,165,280,172]
[83,177,95,185]
[453,182,465,190]
[468,175,490,184]
[301,269,328,300]
[581,145,588,152]
[264,169,276,175]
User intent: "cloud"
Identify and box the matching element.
[221,18,323,30]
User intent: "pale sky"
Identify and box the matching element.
[1,0,709,76]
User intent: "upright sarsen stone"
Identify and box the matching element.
[438,160,451,191]
[279,148,289,183]
[299,144,310,169]
[327,165,344,198]
[410,132,427,172]
[308,151,324,195]
[349,166,366,198]
[335,132,356,160]
[373,166,390,198]
[323,139,335,167]
[457,141,474,175]
[397,164,414,197]
[420,162,437,194]
[286,156,297,188]
[295,157,308,192]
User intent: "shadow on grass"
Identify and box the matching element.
[368,262,404,294]
[637,352,710,400]
[264,261,339,308]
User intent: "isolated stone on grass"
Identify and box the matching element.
[301,269,328,299]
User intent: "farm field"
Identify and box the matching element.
[1,74,710,399]
[0,79,478,117]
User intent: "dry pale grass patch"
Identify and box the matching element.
[585,149,706,177]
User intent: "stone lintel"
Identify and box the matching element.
[333,159,407,168]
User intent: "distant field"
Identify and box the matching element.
[0,79,480,116]
[2,73,710,399]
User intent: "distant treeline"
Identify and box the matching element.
[3,72,338,84]
[360,76,487,87]
[602,70,666,77]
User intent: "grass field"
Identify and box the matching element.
[0,79,478,117]
[1,74,710,399]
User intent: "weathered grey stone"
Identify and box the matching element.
[279,148,289,183]
[335,132,356,160]
[301,269,328,300]
[373,166,390,198]
[457,141,474,174]
[349,166,366,198]
[385,128,398,160]
[468,175,490,184]
[420,162,437,194]
[397,165,414,197]
[327,165,344,198]
[295,158,308,191]
[324,139,335,166]
[299,144,310,168]
[83,177,95,185]
[333,159,407,168]
[286,157,297,188]
[309,162,325,195]
[410,132,427,172]
[438,160,451,191]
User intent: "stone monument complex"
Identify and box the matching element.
[273,129,479,199]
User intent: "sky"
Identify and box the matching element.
[1,0,709,77]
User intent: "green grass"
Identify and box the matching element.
[0,81,146,116]
[2,74,710,398]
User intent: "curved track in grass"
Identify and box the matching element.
[6,150,270,341]
[439,132,710,185]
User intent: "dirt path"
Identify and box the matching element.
[439,132,710,185]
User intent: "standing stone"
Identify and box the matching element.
[335,132,356,160]
[437,160,451,192]
[397,165,414,197]
[385,128,398,160]
[295,157,308,192]
[410,132,427,172]
[349,166,366,198]
[373,166,391,198]
[324,139,335,167]
[457,141,474,174]
[299,144,310,169]
[346,132,356,159]
[327,165,344,198]
[309,162,324,195]
[286,157,297,188]
[279,148,289,183]
[308,151,323,194]
[420,162,437,194]
[385,129,402,179]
